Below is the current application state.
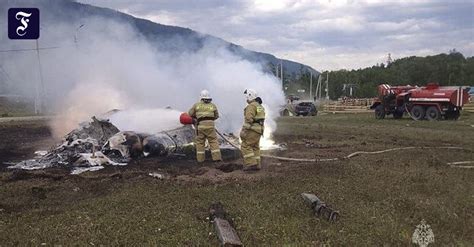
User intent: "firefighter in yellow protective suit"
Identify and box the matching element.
[240,89,265,171]
[188,90,222,163]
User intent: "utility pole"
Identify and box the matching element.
[309,71,313,100]
[315,74,321,100]
[325,71,329,100]
[74,24,84,49]
[318,75,322,99]
[386,53,393,66]
[35,39,45,114]
[280,59,283,86]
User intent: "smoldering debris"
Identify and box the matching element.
[8,110,241,175]
[9,116,124,174]
[105,125,196,158]
[66,116,120,145]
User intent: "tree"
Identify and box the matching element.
[324,52,473,98]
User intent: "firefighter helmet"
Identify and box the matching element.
[244,88,257,101]
[200,90,211,100]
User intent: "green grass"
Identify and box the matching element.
[0,112,473,246]
[0,104,37,118]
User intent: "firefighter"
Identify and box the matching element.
[240,89,265,171]
[188,90,222,163]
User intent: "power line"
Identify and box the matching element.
[0,66,9,92]
[34,39,45,114]
[0,46,61,53]
[0,65,12,82]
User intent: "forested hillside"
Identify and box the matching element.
[326,52,474,99]
[286,52,473,99]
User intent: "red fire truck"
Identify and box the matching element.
[370,83,470,120]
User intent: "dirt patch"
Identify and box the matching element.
[0,118,318,184]
[5,169,66,182]
[216,162,243,173]
[0,120,56,165]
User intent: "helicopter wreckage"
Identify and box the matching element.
[9,112,241,175]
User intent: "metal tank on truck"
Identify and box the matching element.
[370,83,470,120]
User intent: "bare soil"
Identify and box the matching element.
[0,119,56,166]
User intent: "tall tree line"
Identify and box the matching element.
[322,52,474,99]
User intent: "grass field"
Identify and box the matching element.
[0,112,473,246]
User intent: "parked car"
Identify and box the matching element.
[287,95,300,103]
[295,101,318,116]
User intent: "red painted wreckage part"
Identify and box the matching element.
[371,83,471,120]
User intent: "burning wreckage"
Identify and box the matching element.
[9,111,240,174]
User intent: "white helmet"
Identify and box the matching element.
[244,88,257,101]
[200,89,211,100]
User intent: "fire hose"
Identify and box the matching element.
[215,129,473,167]
[405,104,416,120]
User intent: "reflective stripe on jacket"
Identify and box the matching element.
[243,101,265,134]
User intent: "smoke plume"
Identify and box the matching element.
[0,1,285,142]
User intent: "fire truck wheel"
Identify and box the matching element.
[374,105,385,119]
[452,110,460,120]
[426,106,441,121]
[410,105,425,120]
[445,110,460,120]
[393,111,403,119]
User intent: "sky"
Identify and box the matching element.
[77,0,474,71]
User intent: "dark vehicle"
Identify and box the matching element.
[287,94,300,103]
[295,101,318,116]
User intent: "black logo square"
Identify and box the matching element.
[8,8,40,39]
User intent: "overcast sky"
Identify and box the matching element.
[78,0,474,71]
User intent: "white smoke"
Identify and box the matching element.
[49,83,129,138]
[0,3,285,142]
[108,109,182,134]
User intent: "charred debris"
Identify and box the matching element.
[9,114,239,174]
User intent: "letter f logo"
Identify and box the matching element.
[8,8,40,39]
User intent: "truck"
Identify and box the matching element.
[370,83,470,120]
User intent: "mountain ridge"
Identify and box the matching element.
[64,0,319,77]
